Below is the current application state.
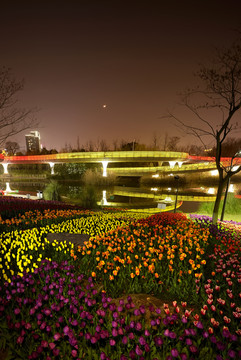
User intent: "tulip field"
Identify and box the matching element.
[0,197,240,359]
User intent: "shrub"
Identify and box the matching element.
[43,180,62,201]
[79,185,98,209]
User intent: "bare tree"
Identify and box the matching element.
[167,136,180,151]
[0,66,37,148]
[112,138,119,151]
[150,132,159,150]
[164,40,241,223]
[85,140,94,152]
[162,132,169,151]
[5,140,20,155]
[99,138,109,152]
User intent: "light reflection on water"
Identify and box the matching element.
[1,180,240,212]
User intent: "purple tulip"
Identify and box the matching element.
[16,335,24,344]
[46,325,51,332]
[100,352,107,360]
[25,322,31,330]
[112,320,118,328]
[185,338,192,346]
[53,333,61,341]
[189,345,198,354]
[135,345,143,356]
[14,322,21,329]
[90,336,97,344]
[180,353,188,360]
[171,348,179,358]
[129,332,135,340]
[144,329,150,337]
[29,308,35,315]
[181,316,188,324]
[195,321,203,329]
[202,331,209,338]
[222,328,230,338]
[110,339,116,346]
[120,356,128,360]
[63,325,70,335]
[49,342,55,350]
[36,313,43,321]
[139,336,146,346]
[216,341,226,351]
[189,328,196,336]
[109,304,116,312]
[230,334,237,342]
[40,321,46,330]
[52,348,60,356]
[71,349,78,358]
[112,328,118,337]
[134,309,141,316]
[169,331,176,339]
[130,320,135,328]
[210,335,217,344]
[41,340,48,348]
[129,350,136,359]
[122,336,128,344]
[139,305,145,314]
[154,336,163,347]
[118,327,124,335]
[58,316,64,322]
[227,349,236,358]
[14,308,21,315]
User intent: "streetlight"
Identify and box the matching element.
[220,150,241,221]
[174,175,180,213]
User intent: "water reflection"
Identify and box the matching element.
[1,180,240,212]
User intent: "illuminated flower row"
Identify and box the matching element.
[0,196,82,219]
[1,259,240,359]
[0,208,93,232]
[0,212,147,283]
[75,213,210,299]
[200,250,241,336]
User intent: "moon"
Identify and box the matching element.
[102,104,107,108]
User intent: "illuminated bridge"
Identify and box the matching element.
[0,151,240,177]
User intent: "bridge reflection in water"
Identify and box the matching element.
[1,150,240,213]
[97,186,217,213]
[0,181,218,210]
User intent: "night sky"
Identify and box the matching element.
[1,0,241,152]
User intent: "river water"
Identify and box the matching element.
[2,177,241,213]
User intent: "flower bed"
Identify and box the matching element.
[75,213,210,301]
[0,210,240,359]
[0,212,149,283]
[0,208,93,232]
[0,259,240,359]
[0,196,82,221]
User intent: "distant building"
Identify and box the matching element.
[25,131,41,153]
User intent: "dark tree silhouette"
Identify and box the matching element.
[0,67,37,148]
[164,41,241,223]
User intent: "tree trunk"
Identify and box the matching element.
[212,180,225,224]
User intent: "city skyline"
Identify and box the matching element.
[1,0,241,151]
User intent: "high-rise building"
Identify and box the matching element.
[25,131,41,153]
